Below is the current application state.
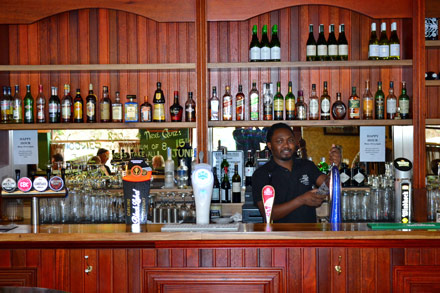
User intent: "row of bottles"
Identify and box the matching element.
[368,22,401,60]
[249,24,280,62]
[306,24,348,61]
[208,80,410,121]
[0,82,196,124]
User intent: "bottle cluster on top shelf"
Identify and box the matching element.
[307,23,348,61]
[368,22,400,60]
[0,82,196,124]
[249,24,280,62]
[208,80,411,122]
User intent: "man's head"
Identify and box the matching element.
[266,123,296,161]
[51,153,64,170]
[97,148,110,164]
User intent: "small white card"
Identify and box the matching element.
[360,127,385,162]
[13,130,39,165]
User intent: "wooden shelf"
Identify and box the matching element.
[426,40,440,47]
[426,119,440,125]
[426,80,440,87]
[0,122,197,130]
[208,120,413,128]
[207,60,412,70]
[1,189,67,199]
[0,63,196,72]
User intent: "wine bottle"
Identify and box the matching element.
[112,91,122,122]
[232,163,242,203]
[222,85,233,121]
[100,86,111,122]
[263,83,273,120]
[209,86,220,121]
[327,24,338,61]
[153,82,166,122]
[23,85,34,124]
[61,84,73,123]
[6,87,12,122]
[338,24,348,60]
[249,82,259,121]
[285,81,296,120]
[379,22,389,60]
[306,24,317,61]
[12,85,22,123]
[0,86,10,123]
[221,166,231,203]
[368,23,379,60]
[245,150,254,187]
[348,86,360,120]
[236,85,245,121]
[386,81,397,119]
[140,96,153,122]
[86,84,97,123]
[36,85,46,123]
[399,81,410,119]
[260,25,271,61]
[309,84,319,120]
[73,88,83,123]
[273,81,284,120]
[332,92,346,120]
[270,24,281,61]
[212,167,220,203]
[249,25,261,62]
[363,80,373,119]
[317,24,328,61]
[170,91,183,122]
[295,90,307,120]
[320,81,330,120]
[389,22,400,60]
[48,87,60,123]
[185,92,196,122]
[374,81,385,119]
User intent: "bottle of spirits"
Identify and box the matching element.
[363,80,374,119]
[124,95,138,122]
[320,81,331,120]
[153,82,166,122]
[6,87,13,122]
[352,162,366,187]
[209,86,220,121]
[260,25,271,61]
[285,81,295,120]
[273,81,284,120]
[170,91,182,122]
[221,166,231,203]
[185,92,196,122]
[249,25,261,62]
[348,86,360,120]
[140,96,153,122]
[249,82,259,121]
[86,83,97,123]
[332,92,346,120]
[212,167,220,203]
[379,22,389,60]
[222,85,233,121]
[112,92,122,122]
[48,87,60,123]
[386,81,397,119]
[270,24,281,61]
[368,23,379,60]
[0,86,10,123]
[73,88,83,123]
[374,81,385,119]
[399,81,410,119]
[164,147,175,188]
[245,150,254,187]
[317,24,328,61]
[389,22,400,60]
[327,24,338,61]
[36,85,46,123]
[23,85,34,124]
[339,159,351,187]
[236,85,245,121]
[306,24,317,61]
[295,90,307,120]
[12,85,22,123]
[61,84,73,123]
[318,157,329,174]
[220,148,229,179]
[232,163,242,203]
[309,84,319,120]
[176,159,188,189]
[263,83,273,120]
[100,86,111,122]
[338,24,348,60]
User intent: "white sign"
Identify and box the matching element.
[360,127,385,162]
[13,130,38,165]
[210,151,244,185]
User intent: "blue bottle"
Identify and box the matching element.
[124,95,138,122]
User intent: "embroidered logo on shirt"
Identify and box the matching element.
[300,174,309,186]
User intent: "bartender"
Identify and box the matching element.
[252,123,341,223]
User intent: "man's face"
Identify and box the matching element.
[267,128,296,161]
[100,151,110,164]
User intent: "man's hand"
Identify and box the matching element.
[329,144,342,167]
[298,189,327,207]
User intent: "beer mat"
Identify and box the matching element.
[368,223,440,230]
[0,224,18,232]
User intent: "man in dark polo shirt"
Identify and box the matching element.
[252,123,341,223]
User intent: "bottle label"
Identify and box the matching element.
[232,182,241,193]
[212,188,220,201]
[285,99,295,111]
[74,101,82,119]
[400,100,410,114]
[349,99,360,118]
[185,105,195,121]
[310,99,319,115]
[13,104,22,120]
[250,93,259,120]
[24,104,32,120]
[249,47,261,61]
[306,45,316,57]
[100,103,110,120]
[0,100,9,111]
[338,44,348,56]
[274,99,283,111]
[353,172,365,184]
[261,47,270,60]
[37,105,45,120]
[86,101,95,117]
[112,105,122,120]
[297,106,307,120]
[363,99,373,116]
[141,106,151,122]
[153,104,165,121]
[317,45,327,56]
[236,99,244,120]
[321,99,330,112]
[271,46,280,60]
[376,98,384,117]
[223,98,232,120]
[221,189,228,202]
[390,44,400,57]
[245,167,255,177]
[340,172,350,184]
[379,45,389,58]
[328,44,338,56]
[48,102,57,117]
[369,44,379,57]
[387,99,397,114]
[62,103,71,119]
[126,105,137,120]
[210,100,219,120]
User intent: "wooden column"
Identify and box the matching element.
[0,25,9,86]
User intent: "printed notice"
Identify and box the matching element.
[13,130,38,165]
[360,127,385,162]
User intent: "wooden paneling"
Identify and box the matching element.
[0,269,37,287]
[393,266,440,293]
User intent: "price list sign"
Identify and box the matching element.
[13,130,38,165]
[360,126,385,162]
[210,151,244,184]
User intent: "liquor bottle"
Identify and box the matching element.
[170,91,183,122]
[374,81,385,119]
[232,163,242,203]
[6,87,13,122]
[317,24,328,61]
[399,81,410,119]
[86,84,97,123]
[270,24,281,61]
[176,159,188,189]
[73,88,83,123]
[285,81,296,120]
[61,84,73,123]
[332,92,346,120]
[153,82,166,122]
[249,82,259,121]
[100,86,111,122]
[273,81,284,120]
[222,85,232,121]
[212,167,220,203]
[320,81,331,120]
[386,81,397,119]
[209,86,220,121]
[348,86,360,120]
[306,24,317,61]
[339,159,351,187]
[48,87,60,123]
[249,25,261,62]
[23,85,34,124]
[164,147,175,188]
[338,24,348,61]
[260,25,271,61]
[221,166,231,203]
[124,95,138,122]
[318,157,329,174]
[0,86,10,123]
[140,96,153,122]
[245,150,254,187]
[352,162,366,187]
[368,23,379,60]
[12,85,22,123]
[362,80,374,119]
[112,92,123,122]
[327,24,338,61]
[263,83,273,120]
[185,92,196,122]
[36,85,46,123]
[236,85,245,121]
[295,90,307,120]
[309,84,319,120]
[379,22,389,60]
[220,148,229,179]
[389,22,400,60]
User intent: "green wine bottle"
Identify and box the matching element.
[260,25,270,61]
[379,22,389,60]
[273,82,284,120]
[338,24,348,61]
[317,24,328,61]
[249,25,261,62]
[23,85,34,123]
[374,81,385,119]
[399,81,410,119]
[270,25,281,61]
[306,24,317,61]
[389,22,400,60]
[285,81,296,120]
[327,24,338,61]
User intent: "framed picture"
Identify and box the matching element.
[323,126,359,136]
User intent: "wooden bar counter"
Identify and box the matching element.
[1,223,440,292]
